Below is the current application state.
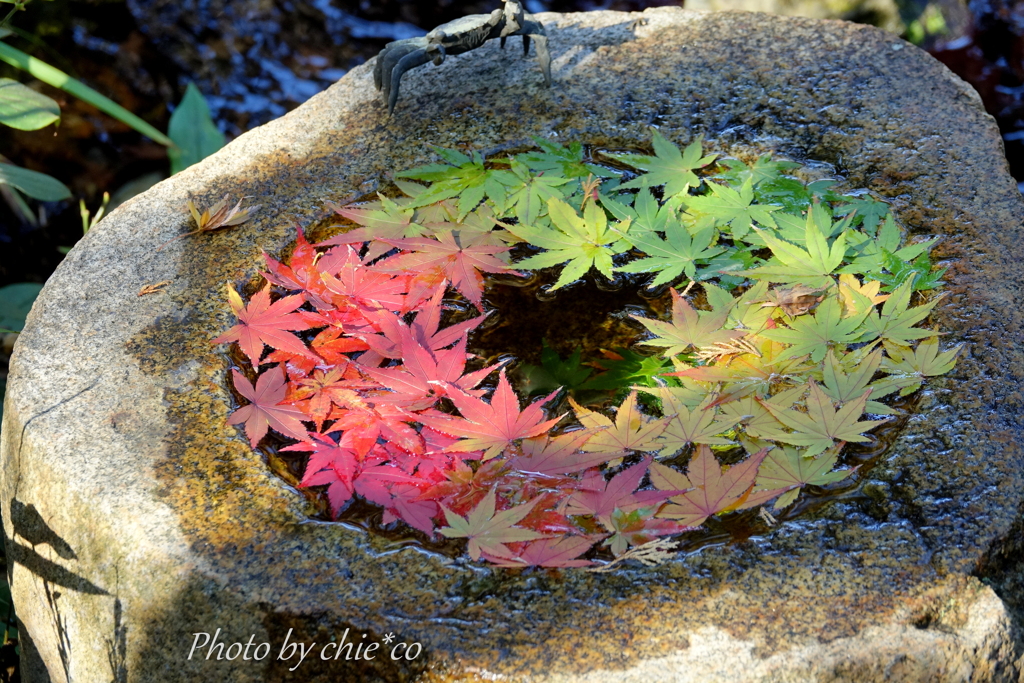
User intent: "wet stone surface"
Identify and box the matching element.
[3,7,1024,682]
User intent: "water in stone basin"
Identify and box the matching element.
[220,137,950,568]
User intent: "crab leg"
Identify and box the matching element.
[388,50,435,114]
[377,42,424,96]
[521,22,552,86]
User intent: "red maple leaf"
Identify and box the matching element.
[418,369,565,460]
[213,284,319,369]
[329,402,424,456]
[378,229,518,310]
[286,431,362,517]
[319,245,409,313]
[286,365,372,428]
[565,457,680,528]
[484,535,606,568]
[261,226,333,309]
[227,365,309,446]
[509,429,613,475]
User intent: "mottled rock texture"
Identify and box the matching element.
[3,7,1023,682]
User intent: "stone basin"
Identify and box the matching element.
[3,7,1024,682]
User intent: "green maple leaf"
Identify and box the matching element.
[875,333,962,396]
[819,349,896,415]
[609,131,717,198]
[650,392,745,458]
[518,340,593,396]
[396,147,512,217]
[684,178,780,240]
[833,196,891,236]
[633,287,746,357]
[615,220,726,286]
[439,489,548,561]
[579,347,679,392]
[872,249,946,292]
[759,381,889,457]
[703,280,773,331]
[518,137,617,179]
[754,445,857,510]
[737,210,848,289]
[718,386,804,441]
[600,185,687,239]
[761,296,871,363]
[508,197,631,290]
[714,154,802,188]
[856,279,942,347]
[499,158,573,226]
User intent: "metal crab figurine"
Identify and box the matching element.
[373,0,551,114]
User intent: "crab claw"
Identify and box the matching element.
[520,20,552,86]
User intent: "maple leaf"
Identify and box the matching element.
[361,332,498,407]
[377,229,517,309]
[498,157,573,225]
[856,279,943,348]
[759,380,889,457]
[485,535,604,568]
[439,489,548,560]
[579,347,678,392]
[632,287,746,357]
[760,296,871,363]
[286,365,370,428]
[837,274,889,317]
[819,349,896,415]
[737,210,848,288]
[754,445,857,510]
[570,390,669,455]
[870,249,946,292]
[319,245,410,313]
[668,335,816,402]
[566,457,679,528]
[651,392,745,457]
[213,284,318,369]
[518,341,593,396]
[396,147,510,217]
[509,429,612,475]
[323,194,427,250]
[615,220,726,286]
[604,508,690,557]
[286,432,362,516]
[654,446,785,526]
[876,332,962,396]
[599,184,686,237]
[227,366,309,446]
[714,154,802,188]
[418,369,565,460]
[160,195,259,249]
[610,130,717,197]
[683,178,780,239]
[518,137,617,179]
[506,197,632,291]
[330,402,424,456]
[833,195,891,235]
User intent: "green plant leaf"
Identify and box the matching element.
[651,392,744,457]
[615,219,725,286]
[857,279,942,347]
[754,445,857,510]
[632,287,745,357]
[759,381,888,457]
[714,154,801,188]
[833,195,890,236]
[168,83,225,174]
[518,340,592,396]
[737,210,847,288]
[579,347,678,392]
[819,349,895,414]
[396,148,510,216]
[0,162,70,201]
[0,77,58,130]
[0,40,174,146]
[519,137,616,179]
[610,130,716,198]
[760,296,871,363]
[0,282,42,332]
[875,333,961,396]
[500,158,572,225]
[683,178,780,240]
[508,197,630,290]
